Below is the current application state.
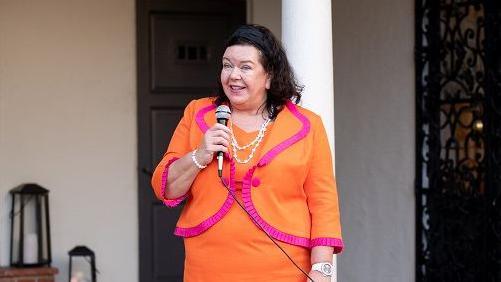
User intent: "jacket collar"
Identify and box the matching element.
[195,101,311,167]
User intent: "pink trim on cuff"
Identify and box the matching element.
[258,101,310,167]
[160,157,189,207]
[310,237,344,254]
[241,166,311,248]
[195,104,216,133]
[174,158,236,237]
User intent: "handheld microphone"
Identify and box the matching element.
[215,105,231,177]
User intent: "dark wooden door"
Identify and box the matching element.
[137,1,246,281]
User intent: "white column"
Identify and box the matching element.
[282,1,338,281]
[282,0,335,161]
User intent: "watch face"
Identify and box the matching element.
[322,264,333,275]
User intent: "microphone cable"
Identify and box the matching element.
[218,175,316,282]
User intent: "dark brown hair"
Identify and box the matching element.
[215,24,303,119]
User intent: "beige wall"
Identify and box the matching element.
[333,0,415,281]
[248,0,282,38]
[0,0,137,281]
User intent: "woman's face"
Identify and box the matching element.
[220,44,271,111]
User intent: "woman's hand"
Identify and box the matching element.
[196,123,231,166]
[307,270,331,282]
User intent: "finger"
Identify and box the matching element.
[209,145,228,153]
[212,123,231,134]
[206,126,230,140]
[213,137,229,147]
[211,130,231,141]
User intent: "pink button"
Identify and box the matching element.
[252,177,261,187]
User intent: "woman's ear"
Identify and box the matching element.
[265,74,272,89]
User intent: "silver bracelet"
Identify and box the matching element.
[191,149,207,169]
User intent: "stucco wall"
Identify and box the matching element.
[0,0,137,281]
[249,0,281,38]
[333,0,415,281]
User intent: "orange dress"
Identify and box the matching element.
[151,98,343,281]
[183,123,311,282]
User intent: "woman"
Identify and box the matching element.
[151,24,343,282]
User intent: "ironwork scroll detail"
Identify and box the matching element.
[416,0,501,281]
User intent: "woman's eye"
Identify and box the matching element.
[241,65,251,70]
[222,63,232,69]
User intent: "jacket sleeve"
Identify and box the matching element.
[151,100,196,207]
[304,115,344,253]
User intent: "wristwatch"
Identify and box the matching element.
[311,262,334,277]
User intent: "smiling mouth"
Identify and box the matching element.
[230,85,245,90]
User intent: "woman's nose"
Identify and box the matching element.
[229,67,241,79]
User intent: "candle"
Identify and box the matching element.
[23,233,38,264]
[71,271,84,282]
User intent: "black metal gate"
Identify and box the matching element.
[415,0,501,281]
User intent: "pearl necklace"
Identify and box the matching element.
[230,119,271,164]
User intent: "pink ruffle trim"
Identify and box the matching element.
[258,101,310,166]
[241,164,344,253]
[160,157,190,207]
[174,158,236,237]
[241,166,311,247]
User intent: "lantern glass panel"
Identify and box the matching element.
[70,257,93,282]
[10,202,20,264]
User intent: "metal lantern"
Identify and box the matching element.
[68,246,97,282]
[9,183,52,267]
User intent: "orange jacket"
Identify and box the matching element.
[151,97,343,253]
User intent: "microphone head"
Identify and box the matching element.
[215,105,231,120]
